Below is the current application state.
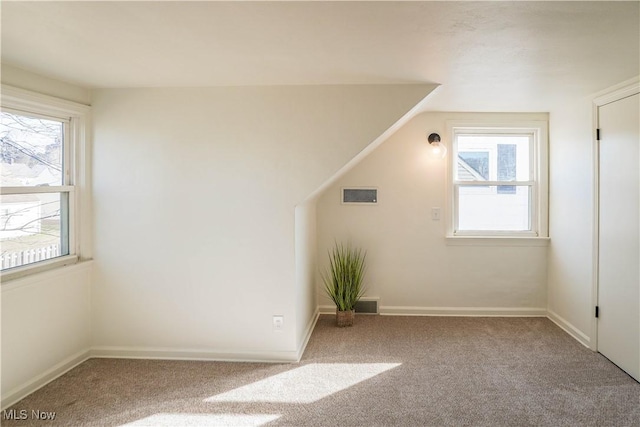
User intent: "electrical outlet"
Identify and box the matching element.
[273,315,284,331]
[431,207,441,221]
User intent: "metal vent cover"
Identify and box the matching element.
[355,299,379,314]
[342,188,377,204]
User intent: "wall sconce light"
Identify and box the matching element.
[427,133,447,159]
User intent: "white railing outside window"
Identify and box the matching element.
[1,243,61,269]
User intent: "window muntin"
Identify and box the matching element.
[451,129,542,236]
[1,109,73,271]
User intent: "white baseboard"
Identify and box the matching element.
[4,312,320,409]
[90,346,299,363]
[319,305,336,314]
[1,349,91,410]
[380,306,547,317]
[2,306,591,411]
[547,309,591,348]
[321,304,590,349]
[296,307,320,362]
[320,304,547,317]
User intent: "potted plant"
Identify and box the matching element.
[322,242,367,327]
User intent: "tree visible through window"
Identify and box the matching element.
[1,111,70,270]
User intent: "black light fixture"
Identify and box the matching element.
[427,132,447,159]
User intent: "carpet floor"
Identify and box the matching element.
[3,315,640,426]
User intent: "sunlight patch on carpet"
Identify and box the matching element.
[205,363,401,404]
[120,413,280,426]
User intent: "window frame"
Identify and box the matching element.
[446,120,549,240]
[1,85,90,281]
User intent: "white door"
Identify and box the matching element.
[597,92,640,381]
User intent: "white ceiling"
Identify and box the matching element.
[1,1,639,111]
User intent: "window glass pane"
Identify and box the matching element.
[0,193,68,270]
[1,111,64,187]
[456,135,530,181]
[457,185,530,231]
[458,151,489,180]
[497,144,516,194]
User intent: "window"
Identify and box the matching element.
[1,86,89,277]
[449,121,548,237]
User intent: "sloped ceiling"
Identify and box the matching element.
[1,1,638,111]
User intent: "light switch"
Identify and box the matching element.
[431,208,441,221]
[273,315,284,331]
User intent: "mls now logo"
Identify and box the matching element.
[2,409,28,420]
[3,409,56,421]
[31,410,57,420]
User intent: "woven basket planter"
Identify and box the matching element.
[336,309,355,327]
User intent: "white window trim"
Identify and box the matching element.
[1,85,91,282]
[445,120,549,241]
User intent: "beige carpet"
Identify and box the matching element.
[3,315,640,426]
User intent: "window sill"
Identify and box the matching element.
[1,256,91,289]
[445,236,550,247]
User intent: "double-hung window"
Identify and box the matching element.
[1,86,89,277]
[449,121,548,237]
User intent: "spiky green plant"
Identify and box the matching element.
[322,243,367,312]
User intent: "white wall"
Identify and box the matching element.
[295,200,317,356]
[90,85,435,360]
[546,79,640,347]
[1,263,93,408]
[546,99,595,344]
[1,67,93,408]
[317,112,549,315]
[1,64,90,105]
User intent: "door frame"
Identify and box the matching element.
[591,78,640,352]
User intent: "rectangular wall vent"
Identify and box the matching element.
[342,188,377,204]
[355,299,379,314]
